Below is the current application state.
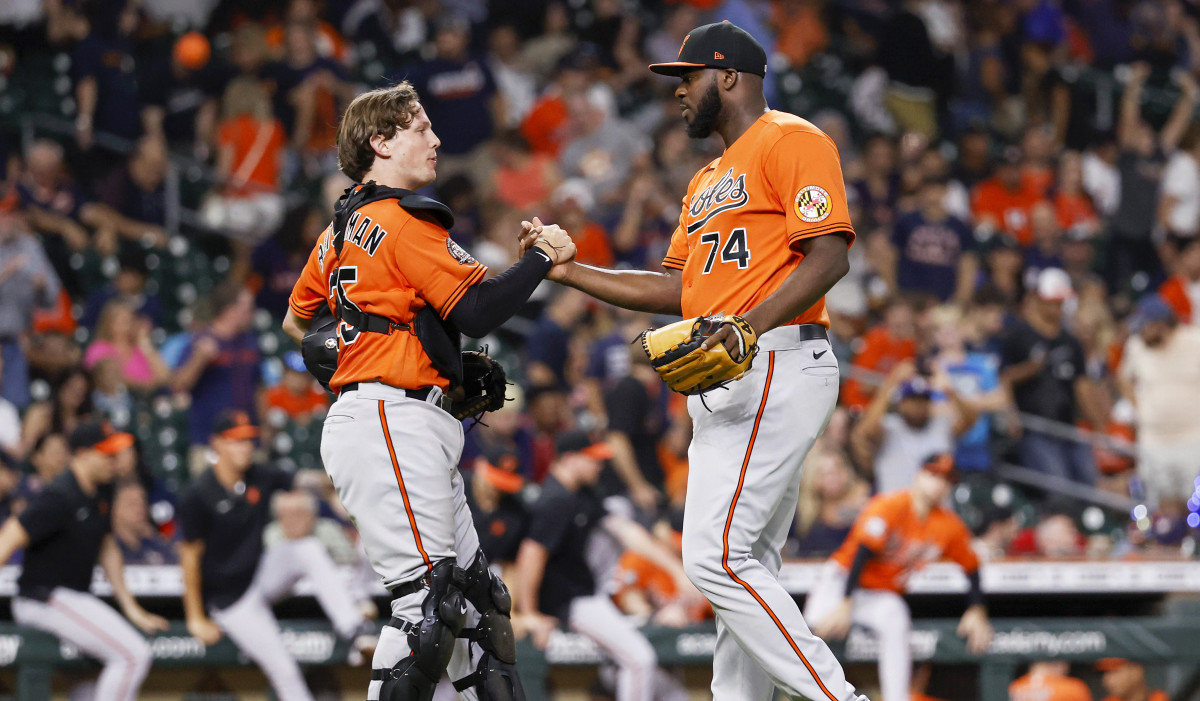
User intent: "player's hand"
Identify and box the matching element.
[700,324,745,362]
[127,605,169,634]
[187,616,224,646]
[194,336,220,362]
[813,599,854,641]
[629,479,661,513]
[516,612,558,650]
[957,605,993,655]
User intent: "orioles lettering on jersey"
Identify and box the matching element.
[661,112,855,327]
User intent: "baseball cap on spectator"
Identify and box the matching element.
[69,420,135,455]
[1035,268,1074,301]
[897,376,934,401]
[1095,658,1138,672]
[211,410,259,441]
[474,447,525,494]
[920,453,958,482]
[1129,294,1176,332]
[552,179,595,211]
[649,21,768,77]
[555,430,615,460]
[282,350,307,373]
[978,231,1021,255]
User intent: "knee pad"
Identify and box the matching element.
[452,652,527,701]
[459,550,516,664]
[378,559,467,701]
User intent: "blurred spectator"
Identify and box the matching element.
[263,489,361,567]
[929,305,1014,472]
[851,134,900,232]
[466,448,530,565]
[264,0,347,64]
[1011,513,1087,558]
[340,0,428,72]
[1118,295,1200,520]
[971,505,1020,562]
[140,32,229,153]
[790,450,870,558]
[1095,658,1167,701]
[1001,269,1105,488]
[550,179,614,267]
[1025,202,1066,278]
[170,285,262,460]
[851,362,976,493]
[841,296,919,410]
[1158,235,1200,324]
[971,145,1047,247]
[19,369,92,461]
[0,195,61,409]
[89,357,134,427]
[526,382,571,482]
[72,0,147,147]
[462,384,534,480]
[888,175,976,304]
[203,77,287,249]
[877,0,954,139]
[1108,63,1193,294]
[521,50,591,158]
[558,83,650,209]
[263,350,329,424]
[977,233,1026,309]
[401,16,501,169]
[0,358,17,455]
[261,19,354,160]
[512,430,693,700]
[1159,118,1200,244]
[111,481,177,565]
[519,3,577,80]
[488,24,538,129]
[84,300,171,393]
[489,130,561,211]
[602,334,666,514]
[23,432,71,497]
[526,290,590,387]
[1009,661,1094,701]
[91,135,171,243]
[1054,151,1099,237]
[80,249,164,330]
[611,521,711,628]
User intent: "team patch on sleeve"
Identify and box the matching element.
[446,239,477,265]
[794,185,832,223]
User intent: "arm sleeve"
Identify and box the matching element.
[287,227,334,320]
[446,249,552,337]
[843,543,875,597]
[763,129,856,249]
[965,569,985,609]
[17,490,67,545]
[393,220,489,318]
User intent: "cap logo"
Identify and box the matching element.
[678,34,690,57]
[714,51,725,60]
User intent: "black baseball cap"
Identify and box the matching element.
[649,21,767,77]
[555,430,615,460]
[69,420,135,455]
[211,410,259,441]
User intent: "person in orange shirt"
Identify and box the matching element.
[1157,236,1200,324]
[806,454,993,701]
[262,351,329,421]
[522,20,869,701]
[971,146,1048,247]
[281,81,576,701]
[1009,661,1093,701]
[1096,658,1167,701]
[841,296,918,410]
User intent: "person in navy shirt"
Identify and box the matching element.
[891,176,976,302]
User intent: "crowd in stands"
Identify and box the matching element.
[1,0,1200,664]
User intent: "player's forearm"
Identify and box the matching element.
[178,544,208,621]
[98,536,137,612]
[282,308,312,344]
[606,517,686,582]
[0,518,30,566]
[742,234,849,334]
[447,250,553,337]
[512,541,547,615]
[556,264,683,315]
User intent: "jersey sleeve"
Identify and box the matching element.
[288,226,334,320]
[943,514,980,574]
[394,219,488,318]
[527,493,571,554]
[17,488,67,545]
[661,193,690,271]
[847,497,898,553]
[764,129,856,249]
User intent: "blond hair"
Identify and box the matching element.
[221,77,272,121]
[336,82,421,183]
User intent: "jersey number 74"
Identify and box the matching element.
[699,228,751,274]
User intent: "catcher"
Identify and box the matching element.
[282,82,575,701]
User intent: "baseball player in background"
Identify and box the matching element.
[177,411,374,701]
[1096,658,1167,701]
[1009,661,1094,701]
[805,454,993,701]
[521,20,870,701]
[281,81,575,701]
[0,420,168,701]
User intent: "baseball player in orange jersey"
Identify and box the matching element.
[805,454,993,701]
[520,20,870,701]
[282,82,575,701]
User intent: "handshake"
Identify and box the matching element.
[518,216,576,269]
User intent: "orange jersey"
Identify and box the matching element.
[1009,673,1093,701]
[264,384,329,417]
[288,199,487,392]
[971,178,1046,247]
[841,325,917,410]
[661,111,855,327]
[831,490,978,593]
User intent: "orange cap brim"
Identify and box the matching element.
[481,463,525,494]
[95,432,135,455]
[1095,658,1129,672]
[581,443,615,460]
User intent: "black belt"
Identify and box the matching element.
[793,323,829,342]
[340,382,438,402]
[337,304,409,335]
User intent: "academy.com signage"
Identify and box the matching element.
[988,630,1107,656]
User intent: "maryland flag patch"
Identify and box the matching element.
[794,185,832,223]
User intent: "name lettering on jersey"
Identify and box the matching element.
[316,227,333,266]
[686,168,749,234]
[343,211,389,256]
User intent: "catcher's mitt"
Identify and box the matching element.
[639,314,758,394]
[451,350,510,422]
[301,306,339,392]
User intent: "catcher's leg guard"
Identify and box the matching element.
[453,550,527,701]
[377,560,468,701]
